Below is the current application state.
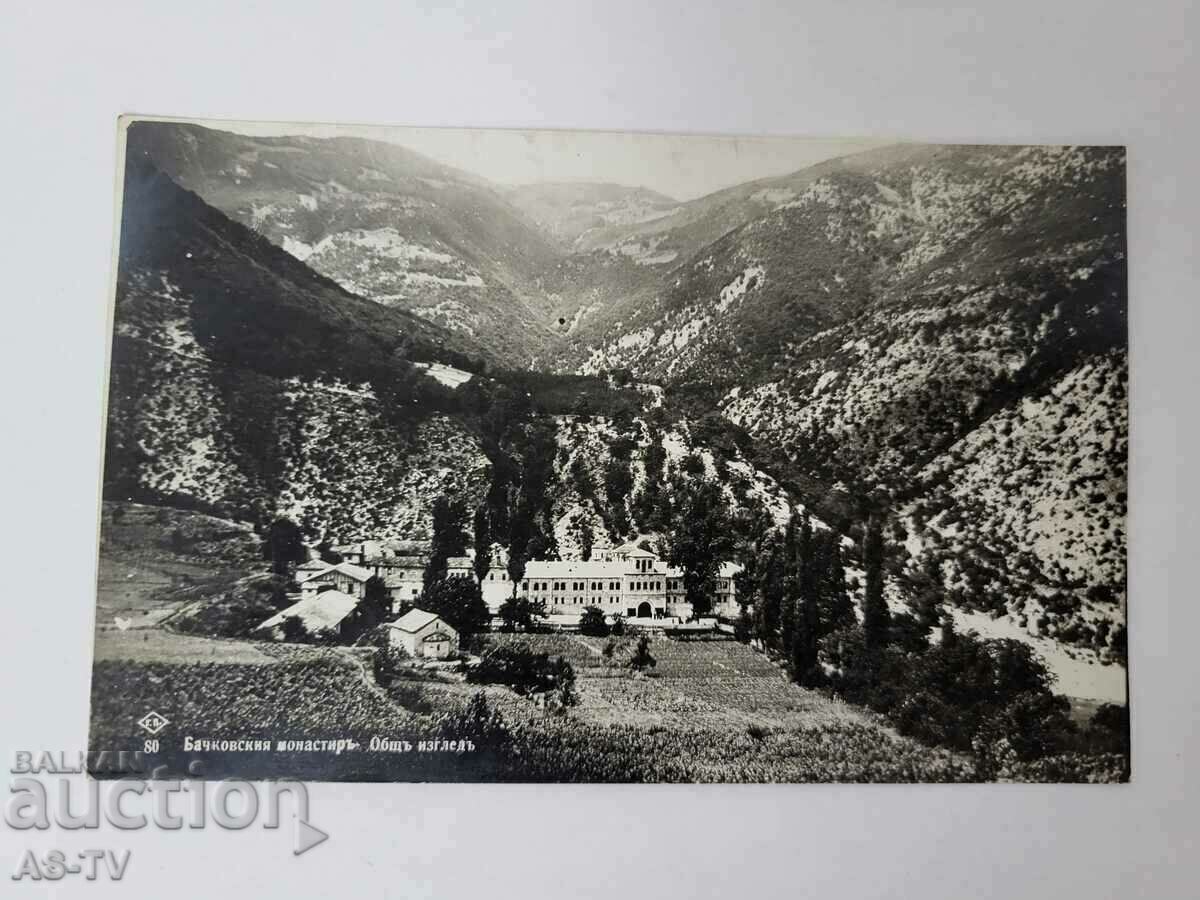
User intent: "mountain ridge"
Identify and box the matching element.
[125,121,565,366]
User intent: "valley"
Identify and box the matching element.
[92,121,1130,783]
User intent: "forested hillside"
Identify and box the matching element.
[105,157,799,559]
[106,156,496,540]
[567,145,1127,656]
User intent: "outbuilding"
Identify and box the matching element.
[386,609,459,660]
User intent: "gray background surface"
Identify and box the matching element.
[0,1,1195,896]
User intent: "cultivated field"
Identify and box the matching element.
[89,630,976,782]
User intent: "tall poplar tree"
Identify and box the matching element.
[424,495,468,589]
[862,514,890,649]
[472,504,491,584]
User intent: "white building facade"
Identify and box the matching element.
[518,544,740,620]
[387,609,459,660]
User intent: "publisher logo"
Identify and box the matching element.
[136,712,170,736]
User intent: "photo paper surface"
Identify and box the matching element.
[89,118,1128,782]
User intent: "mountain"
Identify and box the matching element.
[565,144,1127,658]
[561,144,936,265]
[505,182,680,251]
[124,121,564,365]
[105,154,497,539]
[104,128,1128,685]
[105,154,798,556]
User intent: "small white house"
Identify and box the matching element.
[386,609,459,660]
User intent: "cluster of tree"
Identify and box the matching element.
[736,509,857,684]
[467,380,562,594]
[420,571,491,643]
[771,514,1130,775]
[628,422,669,534]
[579,606,610,637]
[467,643,578,708]
[261,517,307,576]
[497,596,546,633]
[663,475,736,617]
[821,618,1124,776]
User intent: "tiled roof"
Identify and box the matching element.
[524,559,640,579]
[300,561,372,583]
[388,608,447,634]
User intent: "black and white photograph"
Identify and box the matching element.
[88,116,1129,783]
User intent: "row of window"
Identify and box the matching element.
[521,579,668,592]
[536,596,625,606]
[523,580,626,592]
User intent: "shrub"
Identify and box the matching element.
[822,623,1078,766]
[630,635,657,672]
[579,606,609,637]
[281,616,308,643]
[468,643,577,698]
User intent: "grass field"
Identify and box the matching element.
[479,634,876,730]
[94,502,262,632]
[88,628,981,782]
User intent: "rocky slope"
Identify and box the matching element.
[105,157,492,542]
[124,121,563,365]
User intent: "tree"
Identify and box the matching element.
[754,537,786,650]
[360,575,393,629]
[665,477,734,617]
[572,513,595,562]
[604,458,633,536]
[316,539,343,565]
[424,495,469,589]
[280,615,308,643]
[506,502,532,599]
[498,596,544,632]
[862,514,890,649]
[472,505,491,584]
[630,635,656,672]
[551,657,579,709]
[818,532,855,637]
[262,517,306,576]
[420,576,490,640]
[579,605,609,637]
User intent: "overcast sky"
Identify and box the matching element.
[205,118,886,201]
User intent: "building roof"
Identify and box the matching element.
[300,561,372,584]
[612,540,658,557]
[445,556,473,570]
[719,561,744,578]
[388,608,451,634]
[524,559,641,579]
[541,613,583,626]
[382,539,431,554]
[256,589,359,633]
[369,555,426,568]
[383,572,423,588]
